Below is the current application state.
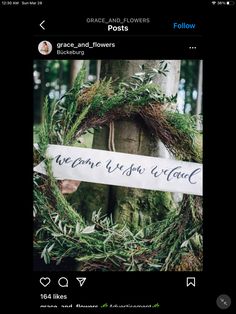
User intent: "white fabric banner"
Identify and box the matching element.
[34,144,202,196]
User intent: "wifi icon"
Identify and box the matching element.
[212,1,216,4]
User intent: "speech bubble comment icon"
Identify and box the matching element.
[58,277,69,288]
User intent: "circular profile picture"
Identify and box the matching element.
[38,40,52,55]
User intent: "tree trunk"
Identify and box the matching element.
[69,60,84,87]
[70,60,181,226]
[67,61,110,222]
[196,60,203,131]
[65,60,105,222]
[100,60,180,228]
[34,60,45,124]
[73,126,111,222]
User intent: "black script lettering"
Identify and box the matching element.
[122,164,145,176]
[151,166,164,178]
[167,166,182,181]
[55,155,72,165]
[54,155,101,169]
[173,170,189,180]
[188,168,201,184]
[71,157,101,169]
[106,160,124,173]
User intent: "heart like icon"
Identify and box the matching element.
[40,277,51,287]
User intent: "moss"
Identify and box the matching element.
[139,190,177,221]
[113,188,177,229]
[66,182,110,223]
[193,133,202,163]
[112,187,142,228]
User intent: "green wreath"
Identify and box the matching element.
[33,64,203,271]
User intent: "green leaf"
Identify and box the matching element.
[47,243,55,253]
[75,222,82,236]
[58,221,63,231]
[81,225,96,234]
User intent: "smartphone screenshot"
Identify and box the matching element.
[1,0,234,312]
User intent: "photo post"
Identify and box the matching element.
[33,59,203,274]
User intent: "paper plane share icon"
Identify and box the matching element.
[76,277,86,287]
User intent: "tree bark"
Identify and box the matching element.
[100,60,180,228]
[73,126,111,222]
[69,60,84,88]
[196,60,203,131]
[67,61,110,222]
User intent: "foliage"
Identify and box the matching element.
[34,63,203,271]
[179,60,200,114]
[33,60,71,123]
[139,106,202,162]
[34,181,202,271]
[77,64,176,117]
[163,111,202,162]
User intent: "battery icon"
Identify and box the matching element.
[226,1,235,5]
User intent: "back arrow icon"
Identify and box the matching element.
[40,20,45,30]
